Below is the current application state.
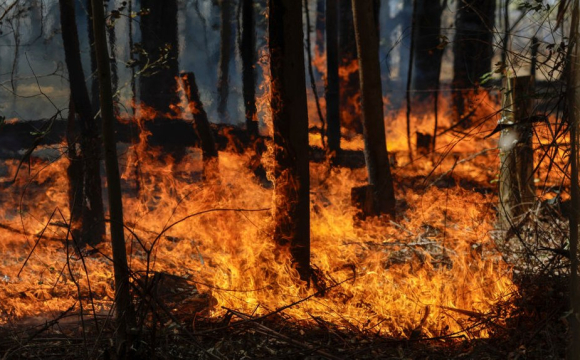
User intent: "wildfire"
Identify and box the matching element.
[0,73,520,340]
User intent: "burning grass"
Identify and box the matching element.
[2,88,573,358]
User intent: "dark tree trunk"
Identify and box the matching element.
[269,0,311,282]
[180,72,219,180]
[139,0,180,114]
[65,97,83,243]
[106,1,119,116]
[315,0,325,79]
[240,0,258,138]
[87,0,99,115]
[217,0,234,123]
[398,0,413,84]
[91,0,136,350]
[326,0,340,155]
[498,76,535,228]
[59,0,105,247]
[452,0,496,125]
[351,0,396,217]
[410,0,444,105]
[339,0,361,134]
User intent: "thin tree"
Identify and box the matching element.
[240,0,258,138]
[452,0,496,126]
[139,0,180,114]
[326,0,341,156]
[410,0,444,104]
[351,0,396,217]
[218,0,234,123]
[269,0,311,282]
[58,0,105,247]
[567,2,580,358]
[91,0,136,350]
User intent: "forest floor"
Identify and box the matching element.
[0,272,568,360]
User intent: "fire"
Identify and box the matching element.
[0,74,519,340]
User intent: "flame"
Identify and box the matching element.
[0,75,523,340]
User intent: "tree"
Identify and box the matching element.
[452,0,496,125]
[351,0,396,217]
[326,0,341,155]
[139,0,180,114]
[240,0,258,138]
[410,0,444,106]
[91,0,136,351]
[567,2,580,358]
[269,0,311,282]
[58,0,105,247]
[217,0,234,123]
[339,0,361,134]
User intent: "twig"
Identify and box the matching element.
[427,148,495,188]
[226,308,343,360]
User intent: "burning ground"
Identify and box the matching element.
[1,89,560,359]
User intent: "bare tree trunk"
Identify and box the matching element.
[180,72,219,180]
[269,0,311,282]
[218,0,234,123]
[568,2,580,359]
[339,0,361,134]
[326,0,341,156]
[498,76,535,228]
[410,0,444,104]
[452,0,496,126]
[139,0,180,114]
[351,0,396,217]
[87,0,99,115]
[66,97,83,243]
[91,0,136,351]
[240,0,258,138]
[59,0,106,247]
[315,0,325,79]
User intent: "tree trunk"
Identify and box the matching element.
[498,76,535,228]
[315,0,325,79]
[326,0,341,155]
[180,72,219,180]
[410,0,444,105]
[87,0,99,115]
[91,0,136,351]
[65,97,83,244]
[269,0,311,282]
[59,0,105,247]
[568,2,580,359]
[240,0,258,138]
[452,0,496,125]
[139,0,180,114]
[217,0,234,123]
[339,0,361,134]
[351,0,396,217]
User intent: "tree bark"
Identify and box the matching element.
[351,0,396,217]
[91,0,136,350]
[269,0,311,282]
[326,0,341,155]
[498,76,535,228]
[139,0,180,114]
[180,72,219,180]
[217,0,234,123]
[568,2,580,358]
[240,0,258,138]
[339,0,361,134]
[59,0,105,247]
[452,0,496,125]
[410,0,444,105]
